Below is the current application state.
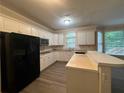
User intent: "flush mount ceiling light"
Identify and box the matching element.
[63,16,71,25]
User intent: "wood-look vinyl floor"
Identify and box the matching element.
[19,61,124,93]
[20,62,67,93]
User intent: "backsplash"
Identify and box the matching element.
[40,45,96,52]
[40,46,53,52]
[79,45,96,51]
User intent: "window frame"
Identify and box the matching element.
[104,31,124,56]
[97,31,124,56]
[65,32,76,49]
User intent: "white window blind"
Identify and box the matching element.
[105,31,124,55]
[66,32,76,49]
[97,32,103,52]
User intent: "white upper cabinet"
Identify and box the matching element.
[77,31,86,45]
[3,17,20,33]
[77,31,95,45]
[48,32,53,46]
[53,34,58,45]
[58,33,64,45]
[44,31,51,39]
[0,16,3,31]
[38,30,49,39]
[19,23,32,35]
[31,27,39,37]
[49,33,64,46]
[86,31,95,45]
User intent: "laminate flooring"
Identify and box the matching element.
[19,61,124,93]
[21,62,67,93]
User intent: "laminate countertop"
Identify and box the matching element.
[66,54,98,71]
[66,51,124,71]
[40,49,86,55]
[87,51,124,67]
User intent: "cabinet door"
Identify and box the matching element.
[0,16,3,31]
[19,23,32,35]
[77,31,86,45]
[47,32,53,46]
[50,52,55,64]
[63,51,73,61]
[86,31,95,45]
[53,52,59,62]
[49,33,53,46]
[58,33,64,45]
[38,29,44,38]
[3,17,19,33]
[47,53,52,66]
[39,31,48,39]
[57,52,61,61]
[57,52,65,61]
[44,31,50,39]
[40,56,46,71]
[53,34,58,45]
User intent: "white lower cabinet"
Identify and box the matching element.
[40,52,55,71]
[52,51,59,62]
[40,56,46,71]
[57,51,74,62]
[40,51,74,71]
[64,51,74,61]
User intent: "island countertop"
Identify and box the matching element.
[66,51,124,70]
[87,51,124,67]
[66,54,98,71]
[66,51,124,93]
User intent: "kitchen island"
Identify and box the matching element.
[66,51,124,93]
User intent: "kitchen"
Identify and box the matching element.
[0,0,124,93]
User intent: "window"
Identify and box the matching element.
[104,31,124,55]
[97,32,103,52]
[66,32,76,49]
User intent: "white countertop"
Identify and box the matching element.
[66,54,98,71]
[87,51,124,67]
[66,51,124,71]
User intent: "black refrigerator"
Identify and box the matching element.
[0,32,40,93]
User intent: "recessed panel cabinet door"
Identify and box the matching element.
[31,27,38,36]
[0,16,3,31]
[58,33,64,45]
[53,34,58,45]
[86,31,95,45]
[40,56,46,71]
[77,31,86,45]
[49,33,53,46]
[3,17,19,33]
[19,23,32,35]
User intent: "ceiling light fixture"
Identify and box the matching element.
[63,16,71,25]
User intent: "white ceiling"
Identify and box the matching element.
[2,0,124,30]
